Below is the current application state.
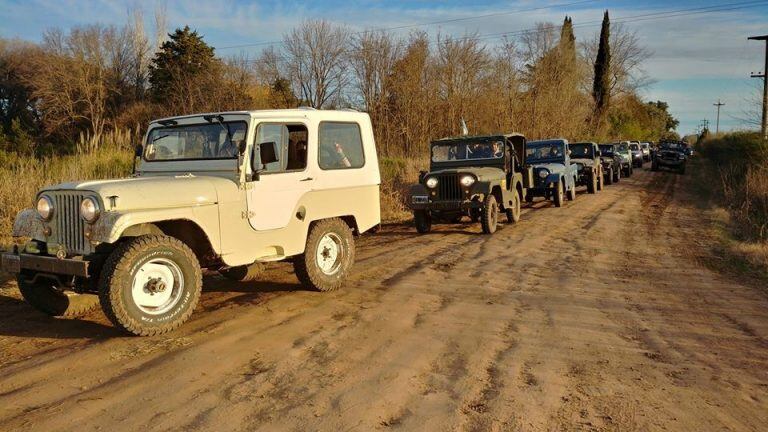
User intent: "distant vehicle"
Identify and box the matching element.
[613,141,634,177]
[524,139,578,207]
[629,142,644,167]
[598,143,622,185]
[640,142,651,161]
[409,134,533,235]
[652,141,688,174]
[570,142,604,193]
[1,109,382,336]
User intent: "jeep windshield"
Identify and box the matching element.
[526,141,565,163]
[431,140,504,162]
[598,145,614,156]
[145,121,247,161]
[614,142,629,152]
[570,143,594,159]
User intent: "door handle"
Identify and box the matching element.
[299,177,313,182]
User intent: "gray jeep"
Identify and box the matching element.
[524,139,578,207]
[409,134,533,235]
[570,142,604,194]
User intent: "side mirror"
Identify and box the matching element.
[134,144,143,158]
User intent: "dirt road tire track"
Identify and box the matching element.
[1,166,767,431]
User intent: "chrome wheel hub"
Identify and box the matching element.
[131,258,184,315]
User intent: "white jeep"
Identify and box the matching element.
[1,108,381,336]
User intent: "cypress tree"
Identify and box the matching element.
[593,11,611,118]
[559,16,576,63]
[149,26,216,103]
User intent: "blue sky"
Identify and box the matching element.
[2,0,767,135]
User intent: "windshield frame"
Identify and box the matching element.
[526,140,567,164]
[429,136,509,169]
[569,143,595,159]
[143,120,248,163]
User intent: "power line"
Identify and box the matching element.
[216,0,601,50]
[220,0,768,58]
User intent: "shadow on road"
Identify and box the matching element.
[0,294,120,339]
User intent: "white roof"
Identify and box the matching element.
[152,108,368,125]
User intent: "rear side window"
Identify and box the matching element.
[318,122,365,170]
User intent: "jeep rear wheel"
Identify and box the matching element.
[605,168,614,185]
[98,235,202,336]
[414,210,432,234]
[294,218,355,292]
[17,275,99,318]
[220,263,264,282]
[481,194,499,234]
[614,166,621,182]
[553,181,564,208]
[506,191,521,224]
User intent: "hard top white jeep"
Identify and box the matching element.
[1,108,381,336]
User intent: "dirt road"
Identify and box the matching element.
[1,168,767,432]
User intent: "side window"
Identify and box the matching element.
[253,123,308,173]
[318,122,365,170]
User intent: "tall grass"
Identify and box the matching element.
[697,132,768,240]
[0,146,133,248]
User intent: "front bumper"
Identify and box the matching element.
[410,197,482,211]
[1,250,89,277]
[657,158,684,167]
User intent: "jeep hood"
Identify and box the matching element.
[41,175,235,211]
[531,162,566,173]
[428,167,504,181]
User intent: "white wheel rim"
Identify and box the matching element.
[316,233,344,275]
[131,258,184,315]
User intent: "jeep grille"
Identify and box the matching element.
[436,174,462,200]
[51,192,93,255]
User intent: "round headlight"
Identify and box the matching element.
[425,177,438,188]
[538,169,549,179]
[80,197,100,223]
[460,175,476,187]
[36,196,54,220]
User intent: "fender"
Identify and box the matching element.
[12,209,46,241]
[545,173,562,186]
[89,205,222,254]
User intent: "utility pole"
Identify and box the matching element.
[748,35,768,140]
[713,99,725,136]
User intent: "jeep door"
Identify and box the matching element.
[246,121,313,231]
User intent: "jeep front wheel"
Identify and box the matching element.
[553,180,564,208]
[481,194,499,234]
[98,235,202,336]
[587,172,597,194]
[414,210,432,234]
[506,191,521,224]
[17,274,99,318]
[605,168,614,185]
[294,218,355,292]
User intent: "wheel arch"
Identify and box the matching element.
[116,219,218,268]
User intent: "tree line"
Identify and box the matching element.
[0,9,679,158]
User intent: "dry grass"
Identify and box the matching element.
[0,147,133,248]
[379,156,429,223]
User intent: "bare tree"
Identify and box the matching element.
[582,22,653,97]
[349,30,401,111]
[283,19,350,108]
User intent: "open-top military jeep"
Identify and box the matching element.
[409,134,532,235]
[524,139,578,207]
[570,142,604,194]
[598,143,622,185]
[1,109,381,336]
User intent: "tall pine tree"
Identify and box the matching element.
[592,11,611,122]
[559,16,576,63]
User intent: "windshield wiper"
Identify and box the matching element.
[204,115,233,150]
[152,134,171,143]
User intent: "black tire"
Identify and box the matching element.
[481,194,499,234]
[506,191,521,224]
[614,166,621,183]
[294,218,355,292]
[587,172,597,194]
[553,180,564,208]
[220,263,264,282]
[605,168,614,185]
[98,235,202,336]
[567,181,577,201]
[17,274,99,318]
[414,210,432,234]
